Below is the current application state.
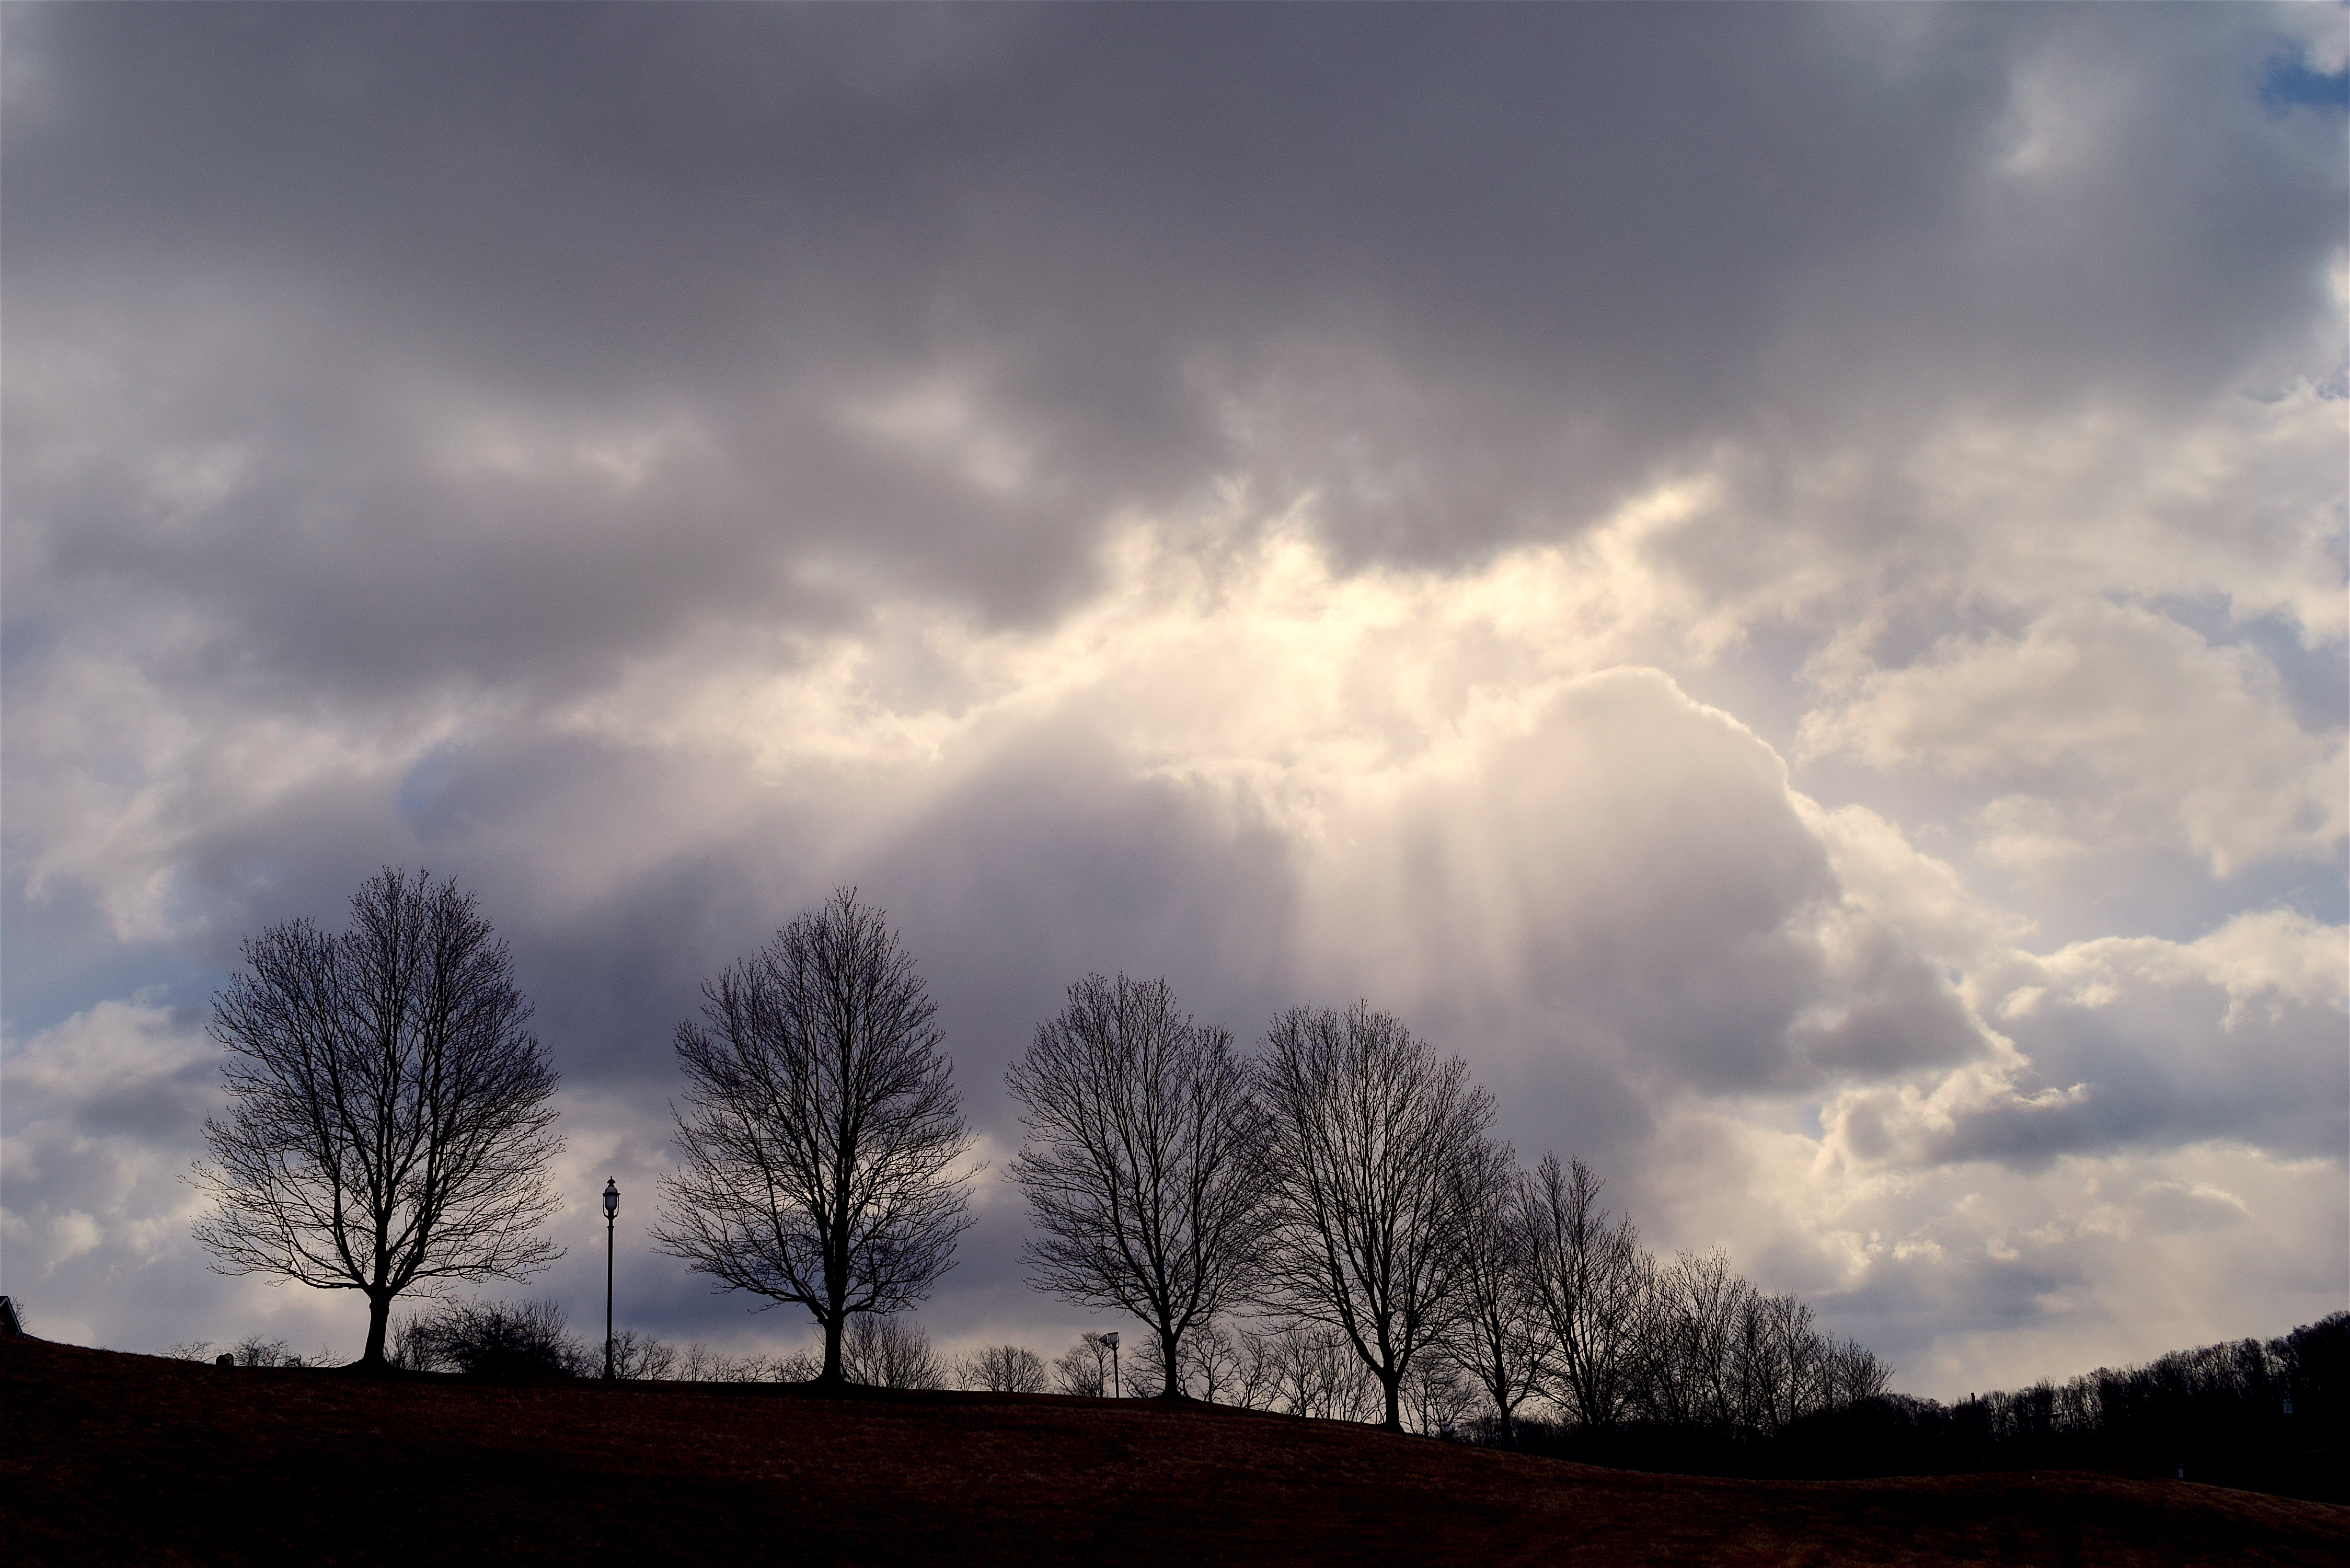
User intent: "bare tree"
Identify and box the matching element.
[1824,1336,1892,1406]
[1132,1319,1248,1403]
[1006,973,1269,1398]
[1225,1324,1288,1411]
[1521,1154,1646,1430]
[673,1343,816,1382]
[840,1314,948,1389]
[1724,1291,1891,1434]
[1633,1247,1749,1427]
[1054,1332,1119,1397]
[655,890,978,1386]
[1257,1002,1497,1431]
[1733,1290,1817,1435]
[1246,1321,1385,1422]
[1444,1142,1546,1447]
[959,1344,1051,1393]
[1400,1352,1482,1438]
[768,1347,823,1382]
[606,1328,679,1381]
[192,869,563,1367]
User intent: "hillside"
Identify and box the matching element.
[3,1337,2343,1566]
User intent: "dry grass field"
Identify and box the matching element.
[4,1335,2343,1566]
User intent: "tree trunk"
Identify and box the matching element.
[1159,1327,1183,1399]
[362,1293,392,1367]
[820,1313,846,1385]
[1382,1370,1403,1432]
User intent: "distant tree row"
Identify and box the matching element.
[187,874,1885,1442]
[1484,1309,2345,1504]
[1727,1311,2345,1503]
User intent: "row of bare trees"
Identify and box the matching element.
[190,875,1884,1434]
[1000,980,1508,1429]
[997,971,1888,1437]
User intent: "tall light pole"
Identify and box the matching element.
[1102,1331,1119,1399]
[602,1178,620,1380]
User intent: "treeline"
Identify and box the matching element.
[647,897,1896,1438]
[180,875,2342,1499]
[189,877,1893,1445]
[1660,1311,2345,1504]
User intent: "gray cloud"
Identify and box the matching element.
[10,4,2339,671]
[1945,985,2347,1168]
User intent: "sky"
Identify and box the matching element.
[3,2,2344,1402]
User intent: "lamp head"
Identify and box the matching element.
[1101,1331,1118,1348]
[602,1178,620,1219]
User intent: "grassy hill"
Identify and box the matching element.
[4,1336,2343,1566]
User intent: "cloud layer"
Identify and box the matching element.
[4,3,2343,1396]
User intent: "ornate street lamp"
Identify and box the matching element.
[1102,1331,1119,1399]
[602,1178,620,1380]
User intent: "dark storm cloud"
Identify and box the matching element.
[8,2,2339,700]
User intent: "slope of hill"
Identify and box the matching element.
[3,1337,2343,1566]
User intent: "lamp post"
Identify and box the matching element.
[1102,1331,1119,1399]
[602,1178,620,1380]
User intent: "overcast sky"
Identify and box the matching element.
[4,3,2344,1400]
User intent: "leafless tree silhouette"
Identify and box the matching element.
[958,1343,1051,1393]
[1224,1323,1287,1410]
[1638,1247,1748,1427]
[1248,1321,1386,1422]
[1054,1331,1120,1397]
[841,1314,948,1389]
[1521,1152,1647,1429]
[1007,973,1269,1398]
[1826,1336,1893,1406]
[1444,1141,1546,1446]
[1400,1350,1482,1437]
[1257,1002,1496,1431]
[605,1328,678,1381]
[655,890,977,1386]
[1132,1319,1251,1403]
[191,869,563,1367]
[671,1343,816,1382]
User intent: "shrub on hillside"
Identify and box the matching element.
[393,1299,591,1380]
[166,1335,315,1367]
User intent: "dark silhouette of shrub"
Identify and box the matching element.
[393,1299,590,1380]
